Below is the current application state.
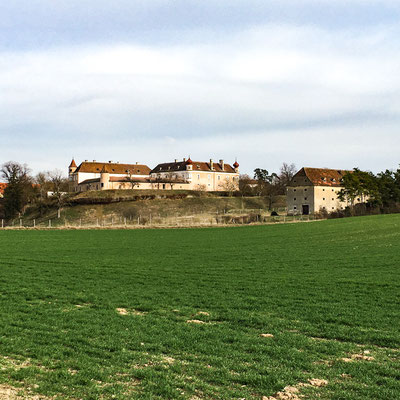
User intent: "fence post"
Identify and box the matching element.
[49,219,51,228]
[79,218,82,227]
[20,219,22,228]
[33,219,36,228]
[124,217,127,226]
[1,219,3,228]
[96,218,99,227]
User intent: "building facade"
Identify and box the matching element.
[150,158,240,191]
[69,160,152,192]
[287,167,363,215]
[68,158,240,192]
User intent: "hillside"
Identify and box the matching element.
[19,190,287,227]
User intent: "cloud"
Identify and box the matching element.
[1,19,400,174]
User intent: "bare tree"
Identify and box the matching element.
[48,170,68,218]
[239,174,254,196]
[222,177,238,196]
[125,170,140,189]
[279,163,297,187]
[1,161,33,219]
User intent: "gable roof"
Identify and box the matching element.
[75,161,151,176]
[290,167,352,187]
[151,160,236,174]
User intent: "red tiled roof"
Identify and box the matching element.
[151,160,236,174]
[0,182,7,195]
[290,167,352,187]
[75,161,151,176]
[69,159,77,168]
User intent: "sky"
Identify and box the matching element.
[1,0,400,176]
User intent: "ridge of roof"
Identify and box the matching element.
[292,167,352,187]
[151,160,236,174]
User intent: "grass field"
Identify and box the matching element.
[0,215,399,399]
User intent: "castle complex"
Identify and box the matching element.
[68,158,240,192]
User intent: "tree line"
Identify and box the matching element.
[336,167,400,214]
[239,162,297,209]
[0,161,68,220]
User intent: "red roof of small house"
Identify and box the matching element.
[0,182,7,195]
[289,167,352,187]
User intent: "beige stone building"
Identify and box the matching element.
[68,159,152,192]
[287,167,363,215]
[150,158,240,191]
[68,157,240,192]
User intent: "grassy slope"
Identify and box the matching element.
[22,195,279,225]
[0,215,399,399]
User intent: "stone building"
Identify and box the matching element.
[150,158,240,191]
[286,167,362,215]
[68,159,152,192]
[68,157,240,192]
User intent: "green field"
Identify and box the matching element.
[0,215,399,399]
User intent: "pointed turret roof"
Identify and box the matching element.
[69,158,77,168]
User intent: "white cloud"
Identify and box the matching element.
[1,22,400,174]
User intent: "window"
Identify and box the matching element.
[332,189,334,192]
[323,198,325,200]
[304,189,307,192]
[332,198,334,201]
[294,197,297,201]
[322,189,325,191]
[294,206,297,210]
[197,174,200,180]
[304,197,307,200]
[332,207,335,210]
[101,183,104,188]
[294,189,297,192]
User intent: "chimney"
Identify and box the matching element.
[93,160,96,162]
[84,159,88,162]
[210,159,214,170]
[136,162,139,165]
[219,159,224,170]
[108,160,112,163]
[183,157,186,162]
[174,159,178,163]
